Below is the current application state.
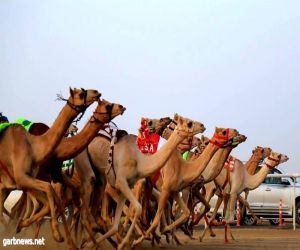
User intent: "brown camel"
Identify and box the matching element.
[10,99,126,243]
[200,150,289,242]
[0,88,100,249]
[83,114,205,249]
[197,146,272,239]
[133,127,246,247]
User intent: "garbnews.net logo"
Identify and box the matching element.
[3,237,45,247]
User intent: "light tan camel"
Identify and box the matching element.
[12,99,126,243]
[201,150,289,242]
[133,127,246,247]
[83,114,205,249]
[0,88,100,249]
[73,117,172,232]
[122,131,203,233]
[197,146,272,238]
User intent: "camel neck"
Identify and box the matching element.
[54,118,104,161]
[245,153,263,175]
[245,164,270,190]
[31,104,78,164]
[181,143,221,185]
[139,130,184,177]
[202,147,232,183]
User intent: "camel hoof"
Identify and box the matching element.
[210,233,216,237]
[53,232,64,243]
[92,226,102,232]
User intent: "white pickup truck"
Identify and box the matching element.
[207,167,300,226]
[244,167,300,225]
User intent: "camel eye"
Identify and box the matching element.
[160,118,163,122]
[79,93,84,99]
[148,121,153,126]
[187,121,193,128]
[222,130,227,136]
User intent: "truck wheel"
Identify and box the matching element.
[243,215,257,226]
[296,201,300,225]
[269,219,281,225]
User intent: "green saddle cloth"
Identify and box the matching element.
[182,151,189,161]
[0,118,34,134]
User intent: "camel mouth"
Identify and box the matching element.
[94,93,101,101]
[120,107,126,115]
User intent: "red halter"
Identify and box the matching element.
[209,128,230,148]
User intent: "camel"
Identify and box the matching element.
[201,146,272,223]
[200,150,289,242]
[133,127,247,247]
[0,88,100,249]
[73,116,172,230]
[123,132,204,233]
[195,146,272,239]
[82,114,205,249]
[10,99,126,242]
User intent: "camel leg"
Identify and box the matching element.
[83,193,127,249]
[112,178,142,250]
[189,193,210,235]
[0,185,10,224]
[15,176,75,248]
[238,195,261,223]
[133,188,169,247]
[162,193,190,234]
[191,186,215,227]
[226,192,237,223]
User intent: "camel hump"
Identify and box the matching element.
[14,117,34,131]
[116,129,128,140]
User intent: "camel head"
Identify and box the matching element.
[177,135,201,153]
[67,87,101,113]
[194,135,210,155]
[172,113,206,138]
[139,117,171,136]
[148,117,172,135]
[210,127,241,148]
[252,146,272,160]
[92,99,126,123]
[65,123,78,136]
[263,147,272,158]
[265,151,289,169]
[229,133,247,148]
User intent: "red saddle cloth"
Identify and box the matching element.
[136,119,160,154]
[224,155,236,172]
[136,119,161,183]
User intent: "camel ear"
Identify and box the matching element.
[201,135,205,140]
[215,127,220,133]
[69,87,74,98]
[178,116,184,125]
[174,113,179,121]
[252,149,255,154]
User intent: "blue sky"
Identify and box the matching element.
[1,1,299,173]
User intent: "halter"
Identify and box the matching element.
[91,103,115,124]
[209,128,230,148]
[265,156,280,169]
[56,89,89,124]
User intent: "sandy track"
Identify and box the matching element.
[1,221,300,249]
